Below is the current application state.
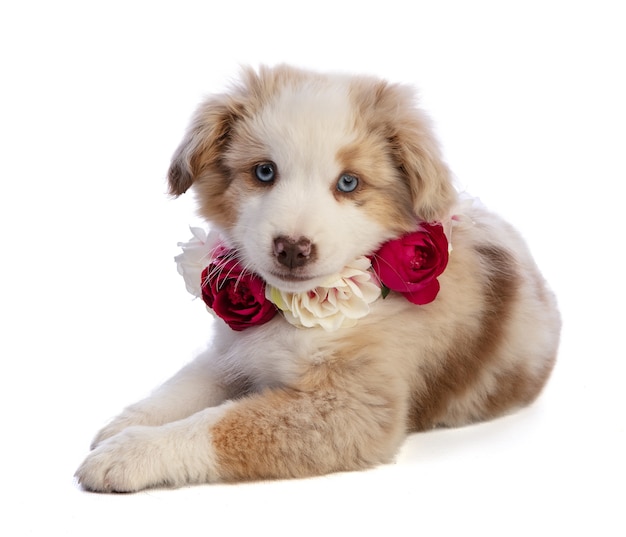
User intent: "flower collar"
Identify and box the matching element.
[175,222,450,332]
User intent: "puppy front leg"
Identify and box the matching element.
[208,384,407,481]
[90,349,229,448]
[77,374,407,492]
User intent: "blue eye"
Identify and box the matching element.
[254,163,276,183]
[337,173,359,193]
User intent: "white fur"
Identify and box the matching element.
[229,80,391,292]
[77,404,233,492]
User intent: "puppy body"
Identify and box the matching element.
[76,66,560,492]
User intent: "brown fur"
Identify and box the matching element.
[407,245,521,430]
[349,78,456,222]
[335,141,416,232]
[212,355,408,481]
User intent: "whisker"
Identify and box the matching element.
[369,253,411,292]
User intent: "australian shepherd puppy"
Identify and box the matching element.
[76,65,560,492]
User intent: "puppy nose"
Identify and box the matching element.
[273,236,316,269]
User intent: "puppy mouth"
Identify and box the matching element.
[269,271,313,282]
[265,270,326,293]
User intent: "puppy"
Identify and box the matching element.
[76,65,560,492]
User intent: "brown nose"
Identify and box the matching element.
[273,236,316,269]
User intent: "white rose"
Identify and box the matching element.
[267,256,381,331]
[174,227,222,298]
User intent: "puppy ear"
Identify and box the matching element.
[167,94,242,197]
[391,102,456,222]
[359,82,456,222]
[168,65,302,197]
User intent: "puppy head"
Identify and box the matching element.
[168,65,455,292]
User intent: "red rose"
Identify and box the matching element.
[372,223,449,305]
[201,256,277,331]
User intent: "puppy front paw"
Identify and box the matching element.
[76,426,169,493]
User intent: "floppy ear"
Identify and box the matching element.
[167,93,243,197]
[168,64,304,197]
[391,103,456,222]
[361,82,456,222]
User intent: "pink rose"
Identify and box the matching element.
[201,256,277,331]
[372,223,449,305]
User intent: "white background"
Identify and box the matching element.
[1,1,625,535]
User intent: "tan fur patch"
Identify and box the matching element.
[211,358,407,481]
[167,66,307,228]
[335,140,416,233]
[407,245,524,430]
[348,78,456,222]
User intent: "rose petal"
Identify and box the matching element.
[404,280,440,305]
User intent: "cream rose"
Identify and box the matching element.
[266,256,381,331]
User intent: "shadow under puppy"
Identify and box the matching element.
[76,65,561,492]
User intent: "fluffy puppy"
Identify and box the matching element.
[76,65,560,492]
